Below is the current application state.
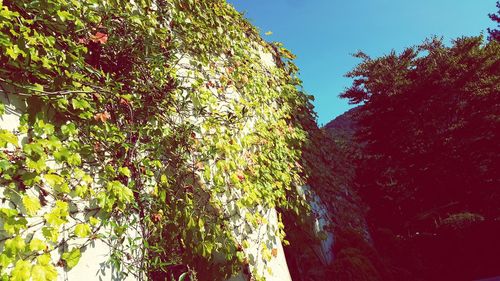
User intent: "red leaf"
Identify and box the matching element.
[119,98,129,105]
[271,248,278,257]
[90,32,108,44]
[151,213,162,223]
[94,111,110,122]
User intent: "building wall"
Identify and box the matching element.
[0,37,334,280]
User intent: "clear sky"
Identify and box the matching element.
[227,0,497,125]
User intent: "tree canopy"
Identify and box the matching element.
[489,1,500,41]
[341,36,499,231]
[339,36,500,280]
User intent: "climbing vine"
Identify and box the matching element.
[0,0,314,280]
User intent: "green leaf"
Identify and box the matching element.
[32,256,57,281]
[74,223,91,238]
[42,227,59,243]
[26,83,44,92]
[23,143,44,156]
[37,254,51,266]
[22,195,41,216]
[44,173,70,193]
[187,217,195,229]
[118,167,131,177]
[31,264,57,281]
[89,217,100,226]
[53,148,81,166]
[10,260,31,281]
[43,174,64,188]
[82,172,93,183]
[61,123,78,136]
[0,129,18,148]
[29,238,46,252]
[62,248,81,270]
[4,236,26,256]
[96,191,114,212]
[0,154,10,168]
[0,208,18,218]
[33,119,54,136]
[178,272,189,281]
[71,98,90,110]
[160,174,168,184]
[73,185,88,197]
[45,137,62,151]
[242,240,250,249]
[0,254,12,268]
[56,10,73,22]
[43,201,68,227]
[26,157,47,173]
[3,217,28,235]
[107,181,133,204]
[5,45,24,60]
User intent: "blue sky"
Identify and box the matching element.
[227,0,497,125]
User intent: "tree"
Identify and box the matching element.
[341,36,500,232]
[340,36,500,280]
[488,1,500,41]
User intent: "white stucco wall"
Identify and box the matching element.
[174,50,294,281]
[0,92,138,281]
[0,87,295,281]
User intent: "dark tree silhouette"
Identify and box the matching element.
[488,1,500,41]
[339,36,500,280]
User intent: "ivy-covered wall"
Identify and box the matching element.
[0,1,334,280]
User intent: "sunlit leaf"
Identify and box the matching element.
[74,223,91,238]
[62,248,81,269]
[29,238,46,252]
[22,195,41,216]
[11,260,32,281]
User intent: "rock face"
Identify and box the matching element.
[323,106,371,241]
[278,106,372,280]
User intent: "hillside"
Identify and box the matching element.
[324,106,360,137]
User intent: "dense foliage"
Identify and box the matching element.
[341,36,499,232]
[489,1,500,41]
[0,0,316,280]
[339,36,500,280]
